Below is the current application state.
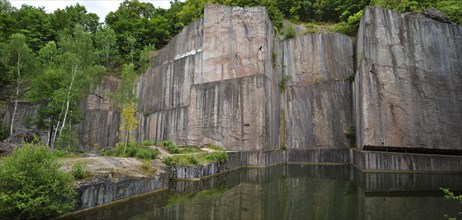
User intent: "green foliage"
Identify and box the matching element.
[55,125,78,151]
[370,0,461,25]
[283,22,296,39]
[0,125,9,141]
[28,25,105,148]
[204,151,229,163]
[106,0,170,66]
[159,140,202,154]
[143,139,154,146]
[441,188,462,220]
[333,10,363,36]
[51,4,99,34]
[162,151,229,167]
[71,162,89,180]
[436,0,462,24]
[280,143,287,151]
[103,142,158,160]
[345,127,356,147]
[95,26,117,69]
[160,140,180,153]
[0,143,76,219]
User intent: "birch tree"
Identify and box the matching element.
[1,33,36,136]
[28,26,104,148]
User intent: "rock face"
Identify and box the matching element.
[136,4,353,154]
[136,4,280,151]
[77,75,121,150]
[281,33,354,150]
[355,7,462,151]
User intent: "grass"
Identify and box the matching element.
[162,151,229,167]
[101,142,159,160]
[205,144,225,151]
[158,140,201,154]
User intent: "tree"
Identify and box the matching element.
[51,4,100,35]
[28,26,105,148]
[120,103,139,154]
[106,0,170,67]
[110,63,138,152]
[13,5,53,51]
[0,143,76,219]
[1,33,36,136]
[94,26,117,68]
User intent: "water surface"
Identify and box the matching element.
[68,165,462,220]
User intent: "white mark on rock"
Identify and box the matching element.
[174,48,203,60]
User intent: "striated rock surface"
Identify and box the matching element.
[136,4,280,151]
[77,75,121,150]
[355,7,462,150]
[281,33,354,149]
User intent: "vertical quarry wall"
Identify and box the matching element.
[77,75,121,150]
[281,33,354,150]
[133,4,462,171]
[136,4,280,151]
[355,7,462,151]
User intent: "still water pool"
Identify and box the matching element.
[68,165,462,220]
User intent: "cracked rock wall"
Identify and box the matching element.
[355,7,462,150]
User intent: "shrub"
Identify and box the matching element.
[205,151,229,163]
[161,140,180,154]
[101,142,158,160]
[143,139,154,146]
[0,125,9,141]
[135,147,158,160]
[0,144,76,219]
[333,10,363,36]
[162,156,175,166]
[441,188,462,219]
[55,126,78,152]
[284,23,296,39]
[345,127,356,147]
[71,162,88,180]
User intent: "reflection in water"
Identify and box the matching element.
[68,165,462,220]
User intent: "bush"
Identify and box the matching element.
[135,147,158,160]
[333,10,363,36]
[71,162,88,180]
[102,142,158,160]
[205,151,229,163]
[283,23,296,39]
[0,125,9,141]
[163,151,229,167]
[0,144,76,219]
[143,139,154,146]
[345,127,356,147]
[160,140,180,154]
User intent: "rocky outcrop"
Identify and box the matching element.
[354,7,462,151]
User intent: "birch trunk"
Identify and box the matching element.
[10,53,21,136]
